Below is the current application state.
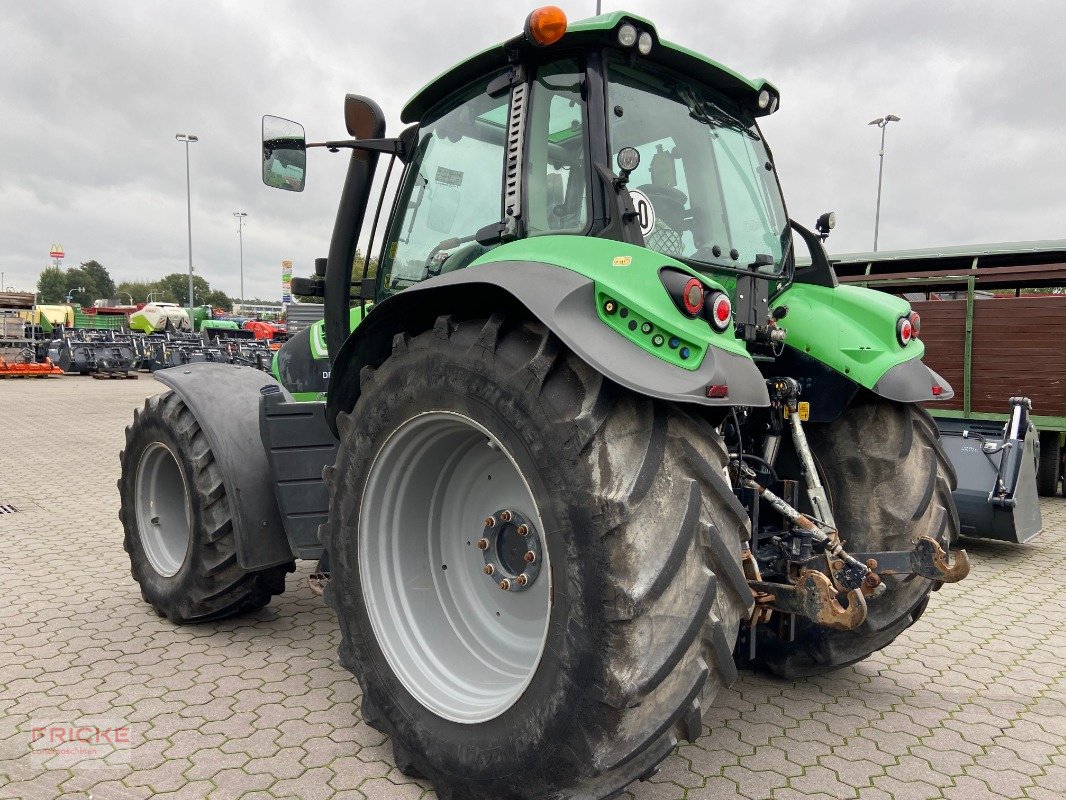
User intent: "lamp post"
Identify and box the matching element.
[233,212,248,304]
[868,115,901,252]
[176,133,199,307]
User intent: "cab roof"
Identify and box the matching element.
[401,10,778,124]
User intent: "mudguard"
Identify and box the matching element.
[153,363,295,570]
[774,282,954,403]
[327,256,771,432]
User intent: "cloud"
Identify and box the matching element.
[1,0,1061,297]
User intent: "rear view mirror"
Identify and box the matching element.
[262,115,307,192]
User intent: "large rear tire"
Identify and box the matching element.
[1037,431,1061,497]
[752,396,958,678]
[322,314,752,800]
[118,391,292,623]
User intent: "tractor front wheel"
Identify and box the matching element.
[1037,430,1061,497]
[118,391,292,623]
[323,314,752,800]
[752,397,959,678]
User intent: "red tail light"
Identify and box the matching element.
[908,310,921,336]
[896,316,913,346]
[706,293,731,332]
[931,385,942,396]
[682,278,704,315]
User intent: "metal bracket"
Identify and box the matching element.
[748,570,868,631]
[852,536,970,583]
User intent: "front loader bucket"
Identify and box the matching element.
[935,398,1043,544]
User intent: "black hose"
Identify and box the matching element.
[741,454,780,483]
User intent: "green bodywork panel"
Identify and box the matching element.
[401,10,777,124]
[272,305,371,399]
[773,282,922,388]
[470,235,750,370]
[200,319,239,332]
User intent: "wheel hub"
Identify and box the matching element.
[479,509,542,592]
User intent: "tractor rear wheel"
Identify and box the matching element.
[322,314,752,800]
[1037,431,1061,497]
[752,397,958,678]
[118,391,292,623]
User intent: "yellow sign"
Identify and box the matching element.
[612,256,632,267]
[784,402,811,421]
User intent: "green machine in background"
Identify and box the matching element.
[117,9,971,799]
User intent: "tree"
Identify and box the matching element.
[37,266,67,303]
[116,280,158,304]
[74,260,116,301]
[202,289,233,312]
[155,273,211,305]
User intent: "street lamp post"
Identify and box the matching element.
[868,115,901,252]
[176,133,199,307]
[233,212,248,305]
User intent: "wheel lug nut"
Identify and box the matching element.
[516,574,528,586]
[498,579,511,591]
[523,551,536,563]
[500,510,513,523]
[484,516,495,528]
[477,538,490,550]
[483,564,495,576]
[517,524,529,536]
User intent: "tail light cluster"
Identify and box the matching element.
[660,269,731,333]
[896,310,921,347]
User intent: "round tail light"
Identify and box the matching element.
[897,317,913,346]
[707,293,731,332]
[908,310,921,336]
[682,278,704,316]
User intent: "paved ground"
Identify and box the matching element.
[1,375,1063,800]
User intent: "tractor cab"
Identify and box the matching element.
[263,8,794,365]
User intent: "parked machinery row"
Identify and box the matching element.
[40,329,276,377]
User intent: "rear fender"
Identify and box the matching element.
[327,237,771,432]
[774,282,953,403]
[153,363,295,570]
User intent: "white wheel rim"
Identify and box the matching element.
[359,411,552,724]
[135,442,192,578]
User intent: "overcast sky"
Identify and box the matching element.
[2,1,1062,301]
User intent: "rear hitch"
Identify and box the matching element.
[748,570,868,631]
[852,536,970,584]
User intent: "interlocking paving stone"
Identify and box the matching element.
[1,376,1063,799]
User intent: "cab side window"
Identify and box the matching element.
[379,77,508,295]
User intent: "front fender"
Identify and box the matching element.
[775,282,953,402]
[327,250,770,432]
[154,363,295,570]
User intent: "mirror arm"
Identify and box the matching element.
[309,138,408,161]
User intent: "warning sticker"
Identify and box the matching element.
[435,166,464,187]
[612,256,632,267]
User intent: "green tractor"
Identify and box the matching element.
[119,8,970,799]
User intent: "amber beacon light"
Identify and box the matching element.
[525,6,567,46]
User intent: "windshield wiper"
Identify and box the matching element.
[676,86,760,141]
